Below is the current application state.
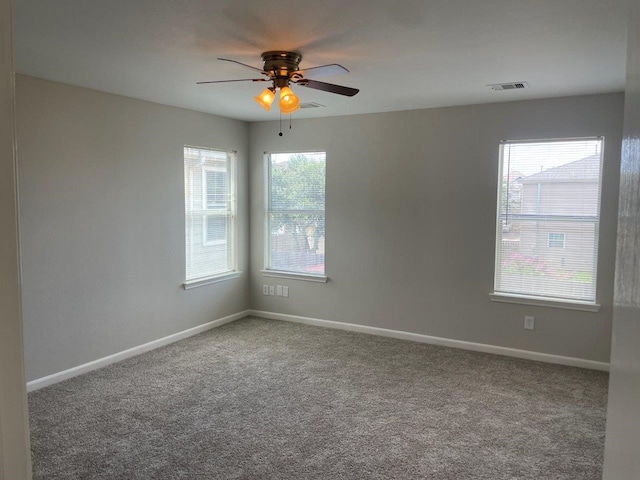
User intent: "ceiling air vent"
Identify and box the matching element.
[488,81,529,91]
[299,102,324,109]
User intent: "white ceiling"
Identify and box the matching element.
[14,0,628,122]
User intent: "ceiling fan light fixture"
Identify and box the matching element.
[200,51,358,120]
[254,87,276,110]
[279,86,300,114]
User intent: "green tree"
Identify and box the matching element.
[271,153,325,254]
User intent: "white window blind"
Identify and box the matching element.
[184,146,236,281]
[494,137,604,303]
[266,152,326,275]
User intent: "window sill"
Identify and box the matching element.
[489,292,600,312]
[261,270,328,283]
[183,271,242,290]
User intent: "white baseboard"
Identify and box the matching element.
[249,310,610,372]
[27,310,251,392]
[28,308,608,392]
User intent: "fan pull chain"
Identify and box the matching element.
[278,111,283,137]
[289,113,292,130]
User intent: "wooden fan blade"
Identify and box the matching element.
[196,78,267,84]
[296,79,359,97]
[217,57,268,75]
[293,64,349,78]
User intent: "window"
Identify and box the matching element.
[547,233,566,249]
[266,151,326,276]
[493,137,604,303]
[184,146,236,282]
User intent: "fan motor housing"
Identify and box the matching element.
[261,51,302,80]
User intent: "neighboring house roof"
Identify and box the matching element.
[521,155,601,183]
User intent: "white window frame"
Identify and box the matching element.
[490,137,604,311]
[183,146,238,288]
[263,151,328,283]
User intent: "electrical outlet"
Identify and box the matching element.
[524,316,535,330]
[283,286,289,297]
[263,284,269,296]
[276,285,283,296]
[269,285,275,296]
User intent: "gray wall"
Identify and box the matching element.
[16,74,624,383]
[250,94,623,363]
[603,0,640,476]
[16,75,250,382]
[0,0,32,477]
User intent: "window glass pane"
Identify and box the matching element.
[267,152,326,275]
[270,152,326,212]
[494,138,603,302]
[184,147,236,280]
[269,213,325,274]
[205,170,228,208]
[205,215,228,244]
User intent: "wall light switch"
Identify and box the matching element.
[263,285,269,296]
[276,285,283,296]
[269,285,275,296]
[283,286,289,297]
[524,316,535,330]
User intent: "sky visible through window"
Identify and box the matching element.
[503,139,602,176]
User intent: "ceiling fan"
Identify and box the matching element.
[197,51,359,114]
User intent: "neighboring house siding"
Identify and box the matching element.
[519,181,598,273]
[518,221,597,270]
[521,182,599,215]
